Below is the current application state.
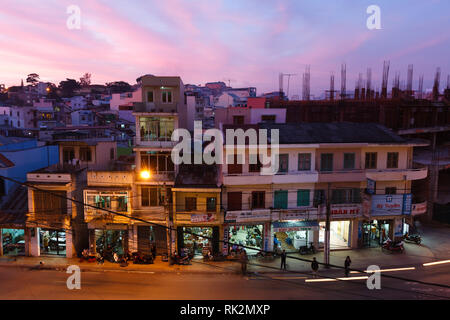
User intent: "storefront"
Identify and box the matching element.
[228,224,264,255]
[94,228,128,257]
[1,228,25,256]
[40,229,66,256]
[272,221,317,253]
[361,219,391,247]
[319,220,351,249]
[177,226,220,256]
[137,225,167,256]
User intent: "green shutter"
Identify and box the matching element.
[297,190,310,207]
[274,190,288,209]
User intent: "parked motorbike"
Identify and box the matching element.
[382,238,404,253]
[299,242,317,255]
[131,252,154,264]
[403,232,422,245]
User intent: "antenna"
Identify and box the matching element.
[279,73,297,99]
[381,60,390,98]
[302,66,310,101]
[341,63,346,99]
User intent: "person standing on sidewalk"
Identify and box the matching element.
[280,250,287,270]
[311,257,319,278]
[240,249,248,275]
[344,256,352,277]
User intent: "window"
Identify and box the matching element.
[251,191,265,209]
[320,153,333,172]
[227,192,242,211]
[313,190,325,207]
[227,154,242,174]
[139,117,175,141]
[297,190,310,207]
[116,196,128,211]
[249,155,262,173]
[162,90,172,103]
[298,153,311,171]
[206,197,216,212]
[343,153,355,170]
[33,191,67,215]
[95,195,111,209]
[63,147,75,163]
[140,152,174,173]
[385,187,397,195]
[261,115,276,123]
[110,148,115,160]
[141,187,171,206]
[278,154,289,173]
[185,197,197,211]
[274,190,288,209]
[233,116,244,125]
[331,189,361,204]
[365,152,377,169]
[387,152,399,168]
[147,91,154,103]
[80,148,92,162]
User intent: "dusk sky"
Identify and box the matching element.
[1,0,449,97]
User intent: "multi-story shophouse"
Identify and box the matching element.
[172,164,222,257]
[25,137,118,258]
[221,122,428,254]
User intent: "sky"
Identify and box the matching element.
[0,0,449,97]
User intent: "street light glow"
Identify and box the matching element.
[140,170,151,179]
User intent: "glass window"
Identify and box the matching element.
[162,91,172,103]
[141,187,159,207]
[385,187,397,195]
[206,197,216,212]
[80,148,91,162]
[331,189,361,204]
[185,197,197,211]
[297,190,310,207]
[147,91,154,103]
[298,153,311,171]
[227,192,242,211]
[63,148,75,163]
[387,152,399,168]
[343,153,355,170]
[278,154,289,173]
[320,153,333,172]
[139,117,175,141]
[365,152,377,169]
[313,190,325,207]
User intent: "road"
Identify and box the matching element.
[0,264,449,300]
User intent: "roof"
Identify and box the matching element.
[0,136,34,146]
[0,153,14,168]
[0,186,27,228]
[174,164,219,188]
[258,122,407,145]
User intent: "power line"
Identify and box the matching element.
[2,174,450,291]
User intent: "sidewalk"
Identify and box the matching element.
[1,223,448,275]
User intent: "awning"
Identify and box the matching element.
[273,221,319,232]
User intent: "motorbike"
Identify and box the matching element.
[299,242,317,255]
[132,252,154,264]
[403,232,422,245]
[382,238,404,253]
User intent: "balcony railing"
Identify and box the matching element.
[365,167,428,181]
[133,102,179,114]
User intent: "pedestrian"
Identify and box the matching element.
[240,249,248,275]
[311,257,319,278]
[151,243,157,261]
[280,249,287,270]
[344,256,352,277]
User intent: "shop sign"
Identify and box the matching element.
[411,202,427,216]
[367,179,376,195]
[394,219,404,237]
[191,213,215,223]
[371,194,412,216]
[222,227,229,255]
[319,205,361,216]
[225,210,271,223]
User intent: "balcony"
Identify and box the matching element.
[133,136,176,149]
[135,171,175,183]
[133,102,179,114]
[272,171,319,184]
[318,170,366,183]
[365,167,428,181]
[223,171,319,185]
[87,171,133,187]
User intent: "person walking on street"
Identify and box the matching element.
[280,249,287,270]
[240,249,248,275]
[344,256,352,277]
[311,257,319,278]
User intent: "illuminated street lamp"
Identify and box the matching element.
[140,170,151,179]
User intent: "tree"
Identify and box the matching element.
[79,73,91,87]
[26,73,40,86]
[59,78,81,97]
[106,81,131,93]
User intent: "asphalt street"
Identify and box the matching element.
[0,263,449,300]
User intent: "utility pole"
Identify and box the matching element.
[324,183,331,267]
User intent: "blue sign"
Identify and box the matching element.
[402,194,412,215]
[367,179,376,195]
